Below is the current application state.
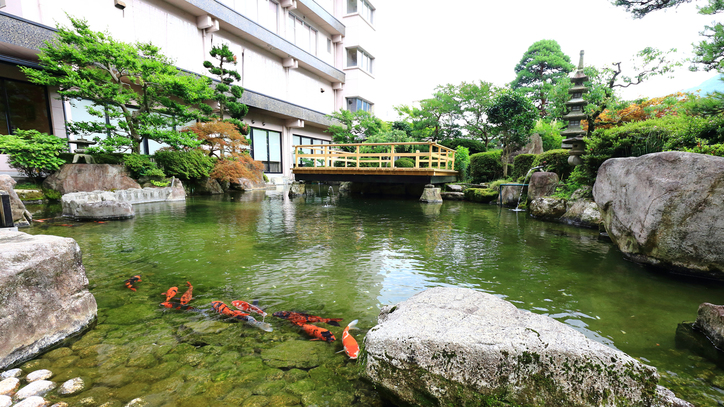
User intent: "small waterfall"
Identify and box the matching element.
[511,166,544,212]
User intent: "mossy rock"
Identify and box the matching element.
[268,392,301,406]
[301,389,355,406]
[286,379,316,395]
[53,355,80,369]
[181,321,230,335]
[224,388,254,404]
[104,304,157,325]
[252,380,287,396]
[44,347,74,360]
[260,339,333,369]
[464,187,499,203]
[240,395,270,407]
[150,376,185,393]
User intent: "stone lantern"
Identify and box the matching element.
[561,50,588,166]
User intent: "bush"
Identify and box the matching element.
[511,154,537,181]
[395,157,415,168]
[0,130,67,182]
[531,149,572,181]
[440,138,487,154]
[552,166,594,199]
[123,154,164,179]
[155,149,215,180]
[92,153,126,165]
[464,188,499,203]
[469,150,503,182]
[210,153,264,183]
[453,146,470,181]
[685,143,724,157]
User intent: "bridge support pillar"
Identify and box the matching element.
[419,184,443,204]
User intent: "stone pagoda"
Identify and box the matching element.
[561,50,588,166]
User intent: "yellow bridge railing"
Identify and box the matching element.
[293,142,456,171]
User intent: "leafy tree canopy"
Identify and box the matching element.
[394,85,461,141]
[203,44,249,133]
[485,89,538,177]
[20,16,214,154]
[326,109,384,149]
[0,130,67,182]
[511,40,575,117]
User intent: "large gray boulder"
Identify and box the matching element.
[560,199,602,229]
[0,232,97,370]
[42,164,140,195]
[527,172,558,201]
[500,185,523,207]
[693,303,724,349]
[593,152,724,278]
[61,191,134,220]
[0,175,31,225]
[529,197,567,219]
[365,287,689,407]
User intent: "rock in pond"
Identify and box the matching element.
[14,380,55,400]
[42,164,140,195]
[527,172,559,201]
[419,185,443,204]
[529,197,567,220]
[0,378,19,396]
[0,395,10,407]
[0,370,21,380]
[694,303,724,349]
[560,199,601,229]
[57,377,84,395]
[0,232,97,370]
[0,175,32,225]
[61,192,134,221]
[13,396,48,407]
[364,286,689,407]
[26,370,53,383]
[261,340,333,369]
[593,152,724,279]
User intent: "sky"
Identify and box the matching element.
[373,0,720,121]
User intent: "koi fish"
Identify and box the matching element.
[211,301,245,317]
[238,315,273,332]
[340,320,360,359]
[231,300,267,318]
[180,282,193,305]
[162,287,178,302]
[300,323,335,343]
[273,311,343,327]
[124,275,141,291]
[160,301,193,311]
[33,219,51,223]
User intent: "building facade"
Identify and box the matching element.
[0,0,377,182]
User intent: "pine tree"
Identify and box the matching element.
[203,44,250,134]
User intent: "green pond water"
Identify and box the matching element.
[18,187,724,406]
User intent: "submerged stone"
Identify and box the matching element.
[57,377,85,396]
[26,369,53,382]
[0,369,22,380]
[0,378,19,396]
[182,321,230,335]
[260,340,332,369]
[0,395,10,407]
[13,396,48,407]
[14,380,56,400]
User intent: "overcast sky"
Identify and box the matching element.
[373,0,720,121]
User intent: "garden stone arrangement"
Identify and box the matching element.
[0,175,32,226]
[0,232,97,370]
[0,367,86,407]
[594,152,724,280]
[365,287,691,407]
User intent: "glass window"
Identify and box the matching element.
[2,79,51,135]
[252,128,268,162]
[263,0,278,32]
[286,14,296,42]
[310,27,318,55]
[361,0,374,23]
[251,127,282,173]
[347,0,357,13]
[346,48,357,67]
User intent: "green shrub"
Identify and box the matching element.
[263,173,269,182]
[533,120,565,151]
[531,149,571,181]
[42,188,62,201]
[453,146,470,181]
[0,130,68,182]
[154,149,215,180]
[684,142,724,157]
[464,188,499,203]
[92,152,126,165]
[551,166,594,199]
[395,157,415,168]
[469,150,503,182]
[511,154,537,181]
[123,154,165,179]
[440,138,487,154]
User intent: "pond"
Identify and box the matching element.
[20,187,724,406]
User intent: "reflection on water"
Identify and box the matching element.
[24,189,724,406]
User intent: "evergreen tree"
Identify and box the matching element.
[511,40,575,118]
[486,90,538,178]
[203,44,250,134]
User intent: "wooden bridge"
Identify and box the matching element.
[292,142,458,184]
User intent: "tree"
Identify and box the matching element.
[326,109,384,148]
[511,40,575,117]
[612,0,724,71]
[203,44,250,134]
[0,130,67,182]
[485,89,537,178]
[394,85,460,141]
[20,16,214,154]
[456,81,499,149]
[183,121,249,157]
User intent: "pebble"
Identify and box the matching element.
[0,378,19,396]
[0,369,22,380]
[13,396,48,407]
[50,403,69,407]
[125,398,146,407]
[0,395,10,407]
[57,378,84,396]
[26,370,53,383]
[14,380,56,400]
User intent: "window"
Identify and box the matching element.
[571,105,581,111]
[569,120,580,126]
[346,0,357,13]
[288,14,318,55]
[346,97,371,113]
[346,0,374,23]
[293,135,330,165]
[262,0,279,33]
[327,38,332,53]
[346,47,373,74]
[310,27,318,55]
[0,78,52,135]
[252,127,282,173]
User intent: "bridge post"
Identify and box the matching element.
[419,184,443,204]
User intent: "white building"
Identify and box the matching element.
[0,0,378,182]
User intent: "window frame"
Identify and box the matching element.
[0,77,53,136]
[251,127,283,173]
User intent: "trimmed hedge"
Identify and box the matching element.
[531,149,571,181]
[464,188,499,203]
[154,149,215,180]
[512,154,537,181]
[469,150,502,182]
[440,138,487,154]
[395,157,415,168]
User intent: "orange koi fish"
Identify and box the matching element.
[162,287,178,302]
[273,311,343,327]
[231,300,267,317]
[211,301,247,318]
[180,282,193,305]
[300,323,336,343]
[340,320,360,359]
[161,301,193,311]
[124,275,141,291]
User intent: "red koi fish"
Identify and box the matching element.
[211,301,248,318]
[273,311,343,327]
[340,320,360,359]
[180,282,193,305]
[300,323,336,343]
[231,300,267,317]
[161,301,193,311]
[124,275,141,291]
[162,287,178,302]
